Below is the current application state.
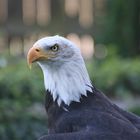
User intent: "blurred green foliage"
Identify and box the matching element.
[96,0,139,57]
[129,107,140,116]
[88,46,140,98]
[0,56,47,140]
[0,46,140,139]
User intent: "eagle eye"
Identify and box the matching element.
[50,44,59,52]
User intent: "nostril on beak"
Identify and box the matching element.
[35,48,40,52]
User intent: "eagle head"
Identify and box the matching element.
[27,35,92,106]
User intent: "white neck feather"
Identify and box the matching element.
[39,58,92,106]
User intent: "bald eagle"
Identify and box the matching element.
[27,35,140,140]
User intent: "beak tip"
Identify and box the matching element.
[27,60,32,69]
[27,45,40,69]
[27,48,34,69]
[29,64,32,70]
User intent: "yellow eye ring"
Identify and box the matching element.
[51,44,59,52]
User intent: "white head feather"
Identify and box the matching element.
[33,35,93,106]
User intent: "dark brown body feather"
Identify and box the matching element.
[39,87,140,140]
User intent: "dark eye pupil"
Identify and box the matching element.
[53,46,57,50]
[51,44,58,51]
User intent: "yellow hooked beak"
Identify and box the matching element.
[27,45,49,69]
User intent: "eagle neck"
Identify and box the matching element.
[39,59,93,106]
